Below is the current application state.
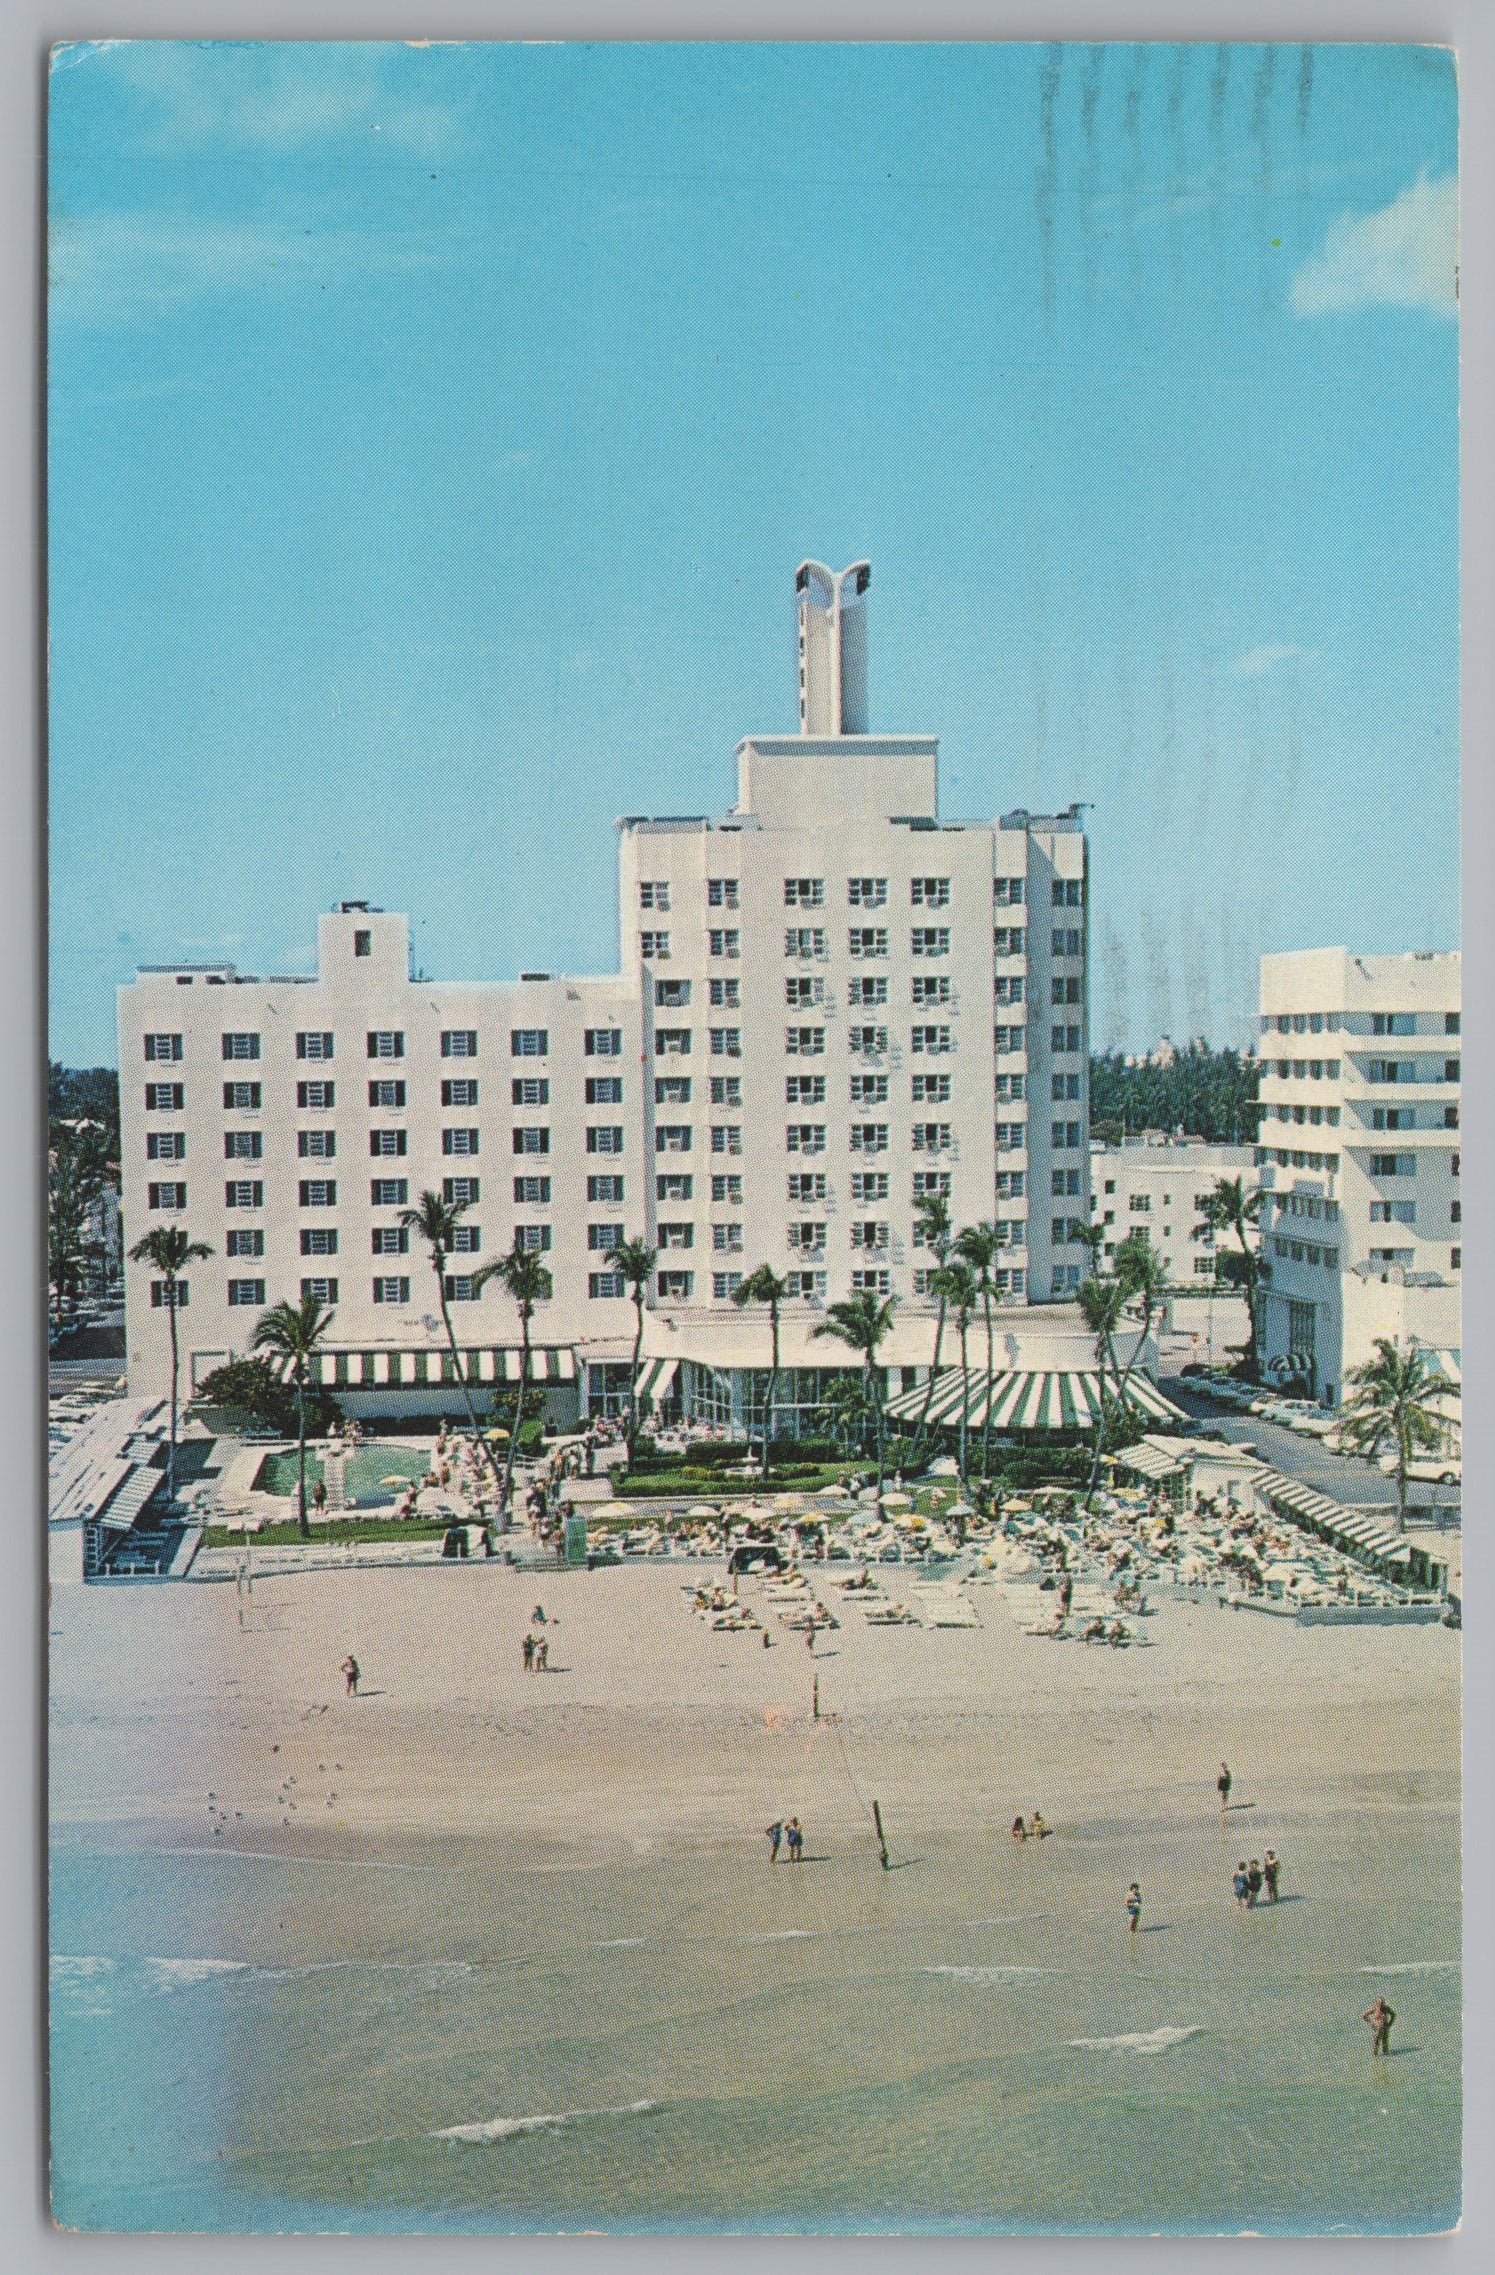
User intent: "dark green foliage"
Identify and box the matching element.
[1089,1042,1258,1146]
[49,1064,121,1152]
[193,1358,338,1437]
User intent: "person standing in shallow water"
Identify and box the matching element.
[1363,1995,1395,2055]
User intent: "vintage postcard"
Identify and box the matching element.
[47,40,1460,2234]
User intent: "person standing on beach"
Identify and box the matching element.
[765,1819,783,1863]
[522,1632,535,1674]
[1125,1882,1142,1934]
[1247,1859,1264,1908]
[1263,1849,1281,1903]
[1233,1861,1250,1909]
[1217,1763,1233,1812]
[341,1654,360,1697]
[1363,1995,1395,2056]
[786,1816,804,1862]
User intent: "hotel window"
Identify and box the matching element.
[370,1228,408,1256]
[785,877,824,907]
[912,975,951,1007]
[1444,1105,1460,1128]
[711,1173,744,1204]
[225,1180,263,1208]
[224,1130,263,1159]
[710,978,741,1008]
[146,1131,185,1161]
[911,877,950,908]
[786,1026,826,1055]
[511,1127,547,1155]
[911,1025,951,1054]
[149,1279,189,1309]
[370,1079,407,1108]
[301,1277,339,1304]
[639,931,671,960]
[147,1182,186,1211]
[372,1129,409,1156]
[297,1080,335,1110]
[785,1270,827,1301]
[514,1175,552,1205]
[656,1076,692,1105]
[849,1026,888,1056]
[585,1028,622,1057]
[516,1225,552,1253]
[352,928,372,958]
[1452,1247,1461,1271]
[785,928,827,959]
[848,877,887,908]
[442,1078,478,1107]
[709,1027,742,1057]
[785,1173,827,1207]
[590,1270,626,1299]
[786,1074,826,1105]
[996,1121,1025,1150]
[301,1227,340,1256]
[709,1077,742,1106]
[1051,1073,1080,1101]
[992,1170,1021,1199]
[712,1223,744,1254]
[849,927,889,958]
[588,1223,624,1251]
[849,974,889,1006]
[223,1081,261,1110]
[912,1073,951,1104]
[852,1171,890,1202]
[299,1180,337,1207]
[441,1029,477,1058]
[850,1221,889,1251]
[511,1028,549,1056]
[708,929,741,958]
[851,1123,890,1153]
[222,1032,260,1061]
[145,1083,184,1111]
[299,1129,336,1158]
[654,1028,691,1056]
[373,1277,411,1304]
[656,1269,694,1299]
[367,1030,405,1060]
[1445,1058,1461,1083]
[226,1228,264,1258]
[711,1125,743,1155]
[994,876,1025,906]
[657,1172,692,1202]
[227,1279,266,1307]
[995,1073,1025,1101]
[655,1124,693,1153]
[994,927,1026,955]
[512,1077,550,1107]
[910,1123,950,1153]
[144,1032,183,1062]
[655,977,691,1008]
[451,1224,481,1253]
[785,1124,825,1155]
[707,877,740,909]
[659,1223,693,1250]
[995,976,1025,1005]
[373,1177,411,1205]
[639,880,671,911]
[587,1126,624,1155]
[297,1031,334,1061]
[850,1073,889,1104]
[713,1271,745,1300]
[588,1075,625,1105]
[851,1268,891,1296]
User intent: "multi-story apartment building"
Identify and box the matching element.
[1090,1132,1257,1286]
[119,561,1093,1419]
[1255,948,1461,1406]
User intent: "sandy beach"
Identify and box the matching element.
[49,1561,1462,2233]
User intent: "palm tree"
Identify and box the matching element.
[907,1191,953,1469]
[956,1222,1002,1477]
[930,1258,979,1499]
[251,1292,335,1539]
[1201,1175,1263,1376]
[813,1290,898,1492]
[1073,1221,1107,1283]
[733,1264,789,1478]
[475,1242,554,1521]
[614,1236,659,1459]
[399,1189,493,1475]
[815,1371,874,1460]
[1338,1338,1446,1530]
[128,1223,213,1509]
[1077,1275,1127,1509]
[1112,1233,1170,1411]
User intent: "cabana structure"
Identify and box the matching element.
[1250,1467,1448,1593]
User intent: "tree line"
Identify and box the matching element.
[1088,1041,1259,1146]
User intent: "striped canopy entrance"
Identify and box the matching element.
[266,1346,576,1391]
[1253,1468,1413,1567]
[633,1357,680,1406]
[884,1366,1186,1435]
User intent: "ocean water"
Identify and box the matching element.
[50,1791,1461,2236]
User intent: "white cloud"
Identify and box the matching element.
[1290,173,1457,318]
[1231,645,1317,678]
[49,209,446,327]
[80,40,466,158]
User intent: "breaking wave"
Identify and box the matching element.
[922,1964,1053,1982]
[1069,2025,1202,2054]
[434,2099,661,2143]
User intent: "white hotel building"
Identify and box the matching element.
[119,563,1095,1426]
[1255,948,1461,1407]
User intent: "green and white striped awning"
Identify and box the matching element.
[884,1366,1186,1435]
[268,1346,575,1390]
[633,1357,680,1405]
[1253,1469,1412,1564]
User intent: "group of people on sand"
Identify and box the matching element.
[1010,1811,1050,1842]
[1233,1852,1282,1908]
[765,1817,805,1863]
[520,1605,553,1673]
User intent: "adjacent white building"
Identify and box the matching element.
[1255,948,1461,1406]
[118,561,1095,1421]
[1090,1132,1257,1288]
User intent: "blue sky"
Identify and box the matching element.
[48,40,1459,1065]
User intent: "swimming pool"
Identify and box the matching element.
[251,1443,434,1508]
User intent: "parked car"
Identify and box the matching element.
[1377,1452,1461,1486]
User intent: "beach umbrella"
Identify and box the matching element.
[881,1490,914,1509]
[1264,1562,1298,1585]
[687,1503,720,1519]
[948,1500,975,1519]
